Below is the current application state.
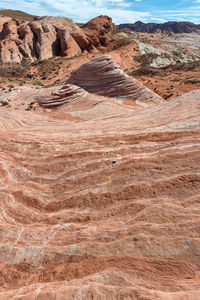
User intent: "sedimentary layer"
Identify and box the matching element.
[0,78,199,299]
[67,55,164,107]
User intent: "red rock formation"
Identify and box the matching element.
[0,15,11,31]
[67,55,164,107]
[0,16,113,63]
[83,15,113,47]
[0,19,24,62]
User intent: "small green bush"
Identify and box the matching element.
[1,101,9,106]
[32,79,44,86]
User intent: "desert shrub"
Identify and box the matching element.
[100,38,132,52]
[32,79,44,86]
[26,73,34,79]
[184,79,200,84]
[130,65,161,76]
[0,77,6,83]
[21,59,31,70]
[1,101,9,106]
[164,93,174,100]
[25,102,36,111]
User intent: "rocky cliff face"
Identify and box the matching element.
[119,21,200,33]
[0,15,113,63]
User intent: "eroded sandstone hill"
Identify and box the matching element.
[67,55,163,107]
[0,56,200,299]
[0,15,113,62]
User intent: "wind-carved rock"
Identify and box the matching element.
[37,84,86,108]
[67,55,164,107]
[29,22,59,60]
[0,15,11,31]
[36,55,163,111]
[0,19,24,62]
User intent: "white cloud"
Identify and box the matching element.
[153,5,200,24]
[1,0,200,24]
[0,0,150,24]
[151,17,167,23]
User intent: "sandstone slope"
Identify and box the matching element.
[0,57,199,299]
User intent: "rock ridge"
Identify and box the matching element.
[119,21,200,33]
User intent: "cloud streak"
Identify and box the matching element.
[0,0,151,23]
[0,0,200,24]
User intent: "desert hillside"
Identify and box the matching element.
[0,9,35,21]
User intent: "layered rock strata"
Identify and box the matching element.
[0,85,199,299]
[67,55,164,107]
[36,84,87,108]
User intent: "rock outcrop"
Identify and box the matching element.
[0,15,113,62]
[0,83,200,299]
[83,15,113,48]
[67,55,164,107]
[36,84,87,108]
[0,15,11,31]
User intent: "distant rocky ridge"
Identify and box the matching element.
[0,14,113,63]
[119,21,200,33]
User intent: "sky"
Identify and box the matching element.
[0,0,200,24]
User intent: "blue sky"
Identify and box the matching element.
[0,0,200,24]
